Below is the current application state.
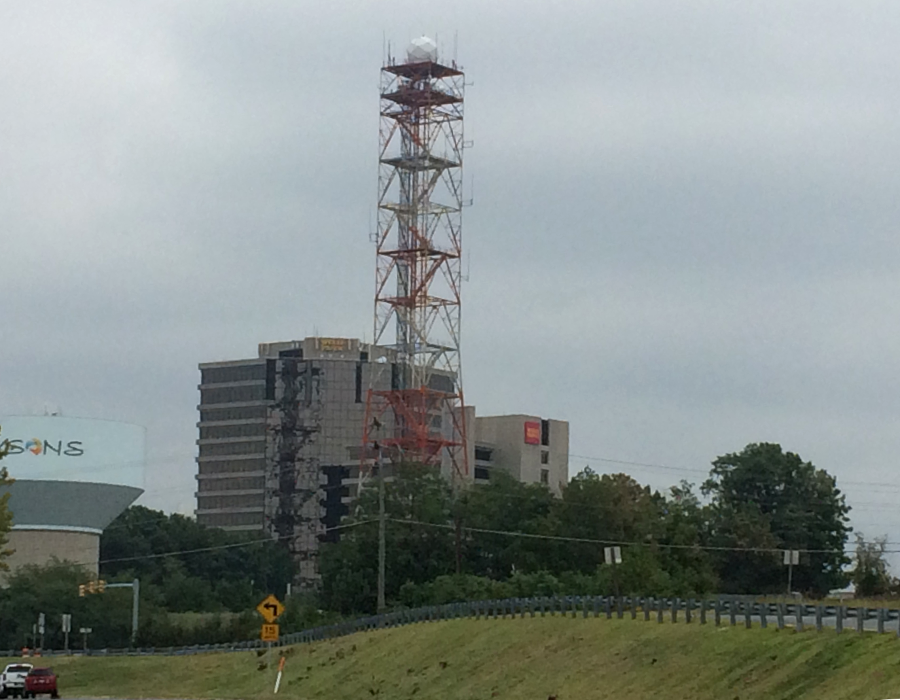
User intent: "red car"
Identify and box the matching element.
[23,669,57,699]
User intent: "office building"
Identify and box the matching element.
[196,336,569,587]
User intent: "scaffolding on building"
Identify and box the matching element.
[265,358,325,590]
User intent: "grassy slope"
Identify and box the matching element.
[12,617,900,700]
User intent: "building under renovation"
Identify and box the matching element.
[196,337,390,588]
[195,336,569,588]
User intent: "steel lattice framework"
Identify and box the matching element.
[264,359,324,590]
[364,42,469,480]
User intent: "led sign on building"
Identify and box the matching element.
[317,337,351,352]
[524,421,541,445]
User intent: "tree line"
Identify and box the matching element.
[0,440,895,649]
[319,442,854,613]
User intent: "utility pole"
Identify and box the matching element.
[377,445,386,613]
[455,516,462,575]
[604,547,622,598]
[453,480,464,576]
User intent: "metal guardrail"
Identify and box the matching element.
[12,595,899,658]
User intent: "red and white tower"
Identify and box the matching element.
[364,36,469,480]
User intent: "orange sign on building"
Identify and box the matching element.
[524,421,541,445]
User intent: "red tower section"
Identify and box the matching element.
[364,37,468,481]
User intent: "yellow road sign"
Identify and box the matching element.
[260,624,279,642]
[256,594,286,623]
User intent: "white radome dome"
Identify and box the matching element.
[407,35,437,63]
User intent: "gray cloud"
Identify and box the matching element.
[3,0,900,557]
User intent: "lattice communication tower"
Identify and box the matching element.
[364,36,469,480]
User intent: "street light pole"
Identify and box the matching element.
[132,578,140,644]
[103,579,140,645]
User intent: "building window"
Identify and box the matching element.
[200,423,266,440]
[541,450,549,465]
[200,384,267,405]
[197,512,263,528]
[355,362,363,403]
[200,406,268,422]
[540,469,549,485]
[201,364,267,385]
[541,419,550,446]
[474,446,493,462]
[474,467,490,481]
[198,441,265,457]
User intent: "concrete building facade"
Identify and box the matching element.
[473,415,569,496]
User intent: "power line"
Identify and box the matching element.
[386,518,878,555]
[98,519,375,565]
[570,452,900,492]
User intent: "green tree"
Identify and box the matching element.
[650,482,718,596]
[100,505,294,612]
[549,470,659,574]
[458,472,556,578]
[702,443,851,595]
[0,560,136,649]
[851,533,892,598]
[319,463,456,614]
[0,427,15,570]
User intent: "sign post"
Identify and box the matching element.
[61,614,71,653]
[274,656,286,694]
[604,546,622,597]
[256,594,285,646]
[783,549,800,595]
[79,627,92,651]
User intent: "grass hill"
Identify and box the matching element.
[11,616,900,699]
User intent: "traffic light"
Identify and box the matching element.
[79,579,108,595]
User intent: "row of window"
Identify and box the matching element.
[474,467,550,485]
[197,494,265,510]
[197,477,265,492]
[201,364,267,385]
[198,441,265,457]
[197,512,263,528]
[200,423,266,440]
[201,385,268,405]
[200,406,269,423]
[198,458,266,474]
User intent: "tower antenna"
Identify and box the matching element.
[363,35,469,484]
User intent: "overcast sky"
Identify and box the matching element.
[4,1,900,562]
